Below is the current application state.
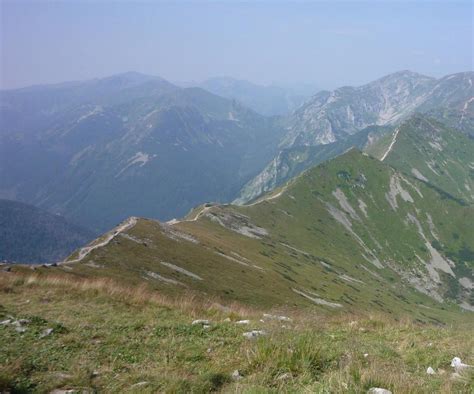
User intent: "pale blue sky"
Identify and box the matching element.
[1,1,472,89]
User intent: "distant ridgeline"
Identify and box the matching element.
[47,142,473,317]
[1,70,472,233]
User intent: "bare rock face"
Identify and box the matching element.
[205,209,268,239]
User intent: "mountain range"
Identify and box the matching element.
[2,70,472,233]
[1,70,473,308]
[48,140,473,315]
[191,77,318,116]
[1,70,473,393]
[237,71,474,203]
[1,72,285,232]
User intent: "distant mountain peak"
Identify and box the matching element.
[378,69,433,80]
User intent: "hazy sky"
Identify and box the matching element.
[1,1,472,90]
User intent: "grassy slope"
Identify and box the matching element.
[368,115,474,204]
[0,272,472,393]
[236,126,389,204]
[21,148,469,321]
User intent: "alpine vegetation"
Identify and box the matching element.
[1,1,472,393]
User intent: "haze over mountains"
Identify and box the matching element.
[0,199,95,263]
[58,143,473,314]
[0,72,286,232]
[2,2,473,391]
[1,67,473,394]
[185,77,319,116]
[237,71,474,202]
[1,69,473,297]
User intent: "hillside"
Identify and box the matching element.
[0,272,472,393]
[236,125,389,204]
[366,114,474,204]
[282,71,473,147]
[239,71,474,203]
[0,199,95,263]
[0,73,285,232]
[10,149,466,318]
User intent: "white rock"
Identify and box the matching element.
[192,319,210,326]
[40,328,54,338]
[276,372,292,380]
[450,357,471,372]
[131,381,148,388]
[231,369,242,380]
[235,320,250,325]
[15,326,27,333]
[367,388,392,394]
[223,317,231,322]
[426,367,435,375]
[12,319,30,327]
[243,330,266,339]
[363,353,369,358]
[0,319,11,325]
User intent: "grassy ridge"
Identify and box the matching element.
[49,148,473,319]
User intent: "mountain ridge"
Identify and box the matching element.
[43,146,474,316]
[237,71,473,203]
[0,73,286,231]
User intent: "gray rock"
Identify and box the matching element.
[263,313,291,322]
[367,389,392,394]
[131,381,148,388]
[16,319,31,325]
[231,369,243,380]
[426,366,435,375]
[450,357,471,372]
[192,319,210,326]
[243,330,266,339]
[276,372,292,381]
[40,328,54,338]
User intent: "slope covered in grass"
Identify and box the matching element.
[0,272,472,393]
[368,114,474,204]
[36,148,473,318]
